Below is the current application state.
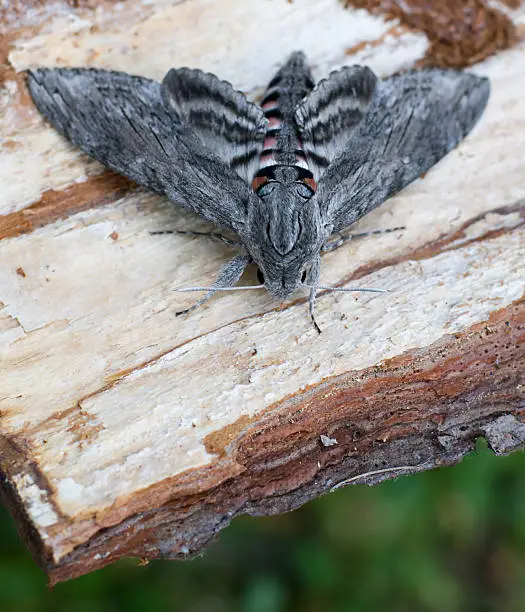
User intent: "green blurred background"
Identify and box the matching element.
[1,440,524,612]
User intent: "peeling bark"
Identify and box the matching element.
[344,0,521,68]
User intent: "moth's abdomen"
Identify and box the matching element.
[252,52,317,193]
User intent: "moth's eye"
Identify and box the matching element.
[301,270,307,283]
[258,182,278,197]
[295,183,314,199]
[257,268,265,284]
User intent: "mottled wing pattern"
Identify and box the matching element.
[295,66,378,181]
[27,67,252,232]
[313,69,490,234]
[162,68,268,183]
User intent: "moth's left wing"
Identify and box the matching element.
[27,67,253,233]
[162,68,267,183]
[295,65,378,181]
[313,69,490,234]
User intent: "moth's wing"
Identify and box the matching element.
[27,67,252,233]
[295,66,378,181]
[162,68,267,183]
[313,69,490,234]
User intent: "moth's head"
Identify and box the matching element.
[245,178,323,299]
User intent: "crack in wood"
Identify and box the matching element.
[346,200,525,284]
[0,301,27,335]
[0,172,134,240]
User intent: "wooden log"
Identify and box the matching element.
[1,0,524,584]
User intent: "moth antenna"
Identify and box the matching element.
[313,285,389,294]
[175,285,265,292]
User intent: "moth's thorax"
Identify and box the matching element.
[252,52,316,195]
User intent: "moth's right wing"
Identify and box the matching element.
[162,68,268,183]
[27,67,252,233]
[313,69,490,235]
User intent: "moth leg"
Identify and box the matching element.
[176,252,252,316]
[151,229,242,247]
[307,256,322,334]
[308,289,322,335]
[321,226,405,253]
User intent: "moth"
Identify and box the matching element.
[27,52,490,331]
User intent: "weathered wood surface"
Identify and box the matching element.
[1,0,524,584]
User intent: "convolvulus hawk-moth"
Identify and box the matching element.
[27,52,490,331]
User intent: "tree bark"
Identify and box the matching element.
[0,0,524,585]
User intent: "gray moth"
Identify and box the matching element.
[27,52,490,331]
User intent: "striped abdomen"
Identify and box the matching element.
[252,53,317,194]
